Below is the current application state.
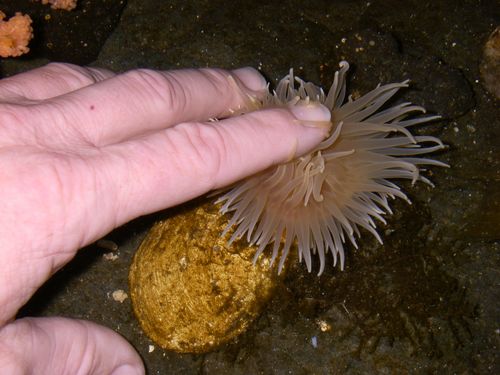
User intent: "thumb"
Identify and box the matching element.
[0,317,144,375]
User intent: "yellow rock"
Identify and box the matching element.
[129,200,281,353]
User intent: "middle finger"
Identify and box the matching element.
[34,67,268,147]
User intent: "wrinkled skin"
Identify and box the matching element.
[0,63,330,374]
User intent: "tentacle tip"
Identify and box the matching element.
[440,142,450,150]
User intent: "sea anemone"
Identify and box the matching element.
[216,61,447,275]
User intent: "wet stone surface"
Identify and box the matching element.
[5,0,500,373]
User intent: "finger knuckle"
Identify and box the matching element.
[173,123,226,190]
[198,68,231,98]
[45,62,101,87]
[121,69,189,114]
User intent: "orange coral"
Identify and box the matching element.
[39,0,78,11]
[0,11,33,58]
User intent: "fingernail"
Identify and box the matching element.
[288,102,331,128]
[288,102,332,158]
[232,67,268,92]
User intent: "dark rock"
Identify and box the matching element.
[0,0,126,64]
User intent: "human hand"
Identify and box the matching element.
[0,63,330,374]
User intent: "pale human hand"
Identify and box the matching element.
[0,63,330,374]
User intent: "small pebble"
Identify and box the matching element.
[96,239,119,251]
[103,252,119,261]
[112,289,128,303]
[316,319,332,332]
[311,336,318,348]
